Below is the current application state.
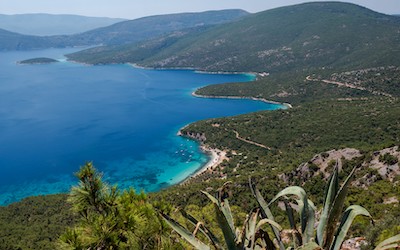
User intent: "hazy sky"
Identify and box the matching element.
[0,0,399,19]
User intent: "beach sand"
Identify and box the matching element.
[180,144,228,184]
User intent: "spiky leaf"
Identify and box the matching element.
[180,209,223,249]
[269,186,311,239]
[249,178,285,250]
[202,191,238,250]
[316,163,339,245]
[330,205,372,250]
[324,167,356,249]
[284,200,302,246]
[161,213,210,250]
[375,234,400,250]
[246,210,259,249]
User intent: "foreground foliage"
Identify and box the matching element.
[59,162,183,249]
[164,163,399,250]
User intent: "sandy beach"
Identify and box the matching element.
[178,135,228,184]
[195,145,228,177]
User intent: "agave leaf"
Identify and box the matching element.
[249,178,285,250]
[304,199,316,244]
[284,199,296,230]
[296,198,316,244]
[180,209,223,250]
[246,210,259,249]
[284,200,302,246]
[253,219,282,250]
[316,163,339,246]
[237,217,247,248]
[268,186,307,206]
[202,191,238,250]
[324,166,356,249]
[330,205,372,250]
[258,229,277,250]
[161,213,211,250]
[269,186,309,238]
[374,234,400,250]
[256,218,283,232]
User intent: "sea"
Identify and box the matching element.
[0,48,283,205]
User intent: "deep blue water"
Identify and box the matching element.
[0,48,283,205]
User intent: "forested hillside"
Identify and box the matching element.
[68,2,400,73]
[0,10,248,51]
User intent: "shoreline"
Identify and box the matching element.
[69,61,290,183]
[178,90,292,183]
[192,91,293,109]
[178,137,228,184]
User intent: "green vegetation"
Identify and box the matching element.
[0,194,76,250]
[163,165,400,250]
[0,10,248,51]
[68,2,400,74]
[379,153,398,165]
[18,57,59,64]
[59,162,183,249]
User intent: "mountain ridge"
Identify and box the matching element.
[0,13,126,36]
[67,2,400,73]
[0,9,249,51]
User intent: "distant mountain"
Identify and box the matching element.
[0,14,125,36]
[0,28,49,50]
[0,9,249,51]
[68,2,400,73]
[66,9,249,46]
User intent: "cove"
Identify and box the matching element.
[0,48,284,205]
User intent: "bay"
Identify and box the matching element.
[0,48,283,205]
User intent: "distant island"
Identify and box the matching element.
[18,57,59,65]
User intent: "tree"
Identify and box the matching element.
[59,162,182,249]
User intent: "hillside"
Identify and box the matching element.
[0,14,125,36]
[68,2,400,73]
[67,9,249,46]
[0,9,248,51]
[0,28,57,50]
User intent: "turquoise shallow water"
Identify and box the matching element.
[0,48,283,205]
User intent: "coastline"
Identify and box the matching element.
[178,89,292,183]
[78,61,290,183]
[178,137,228,184]
[192,91,293,109]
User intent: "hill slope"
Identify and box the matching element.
[65,9,249,46]
[68,2,400,73]
[0,28,55,50]
[0,14,125,36]
[0,9,248,51]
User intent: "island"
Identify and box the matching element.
[18,57,59,65]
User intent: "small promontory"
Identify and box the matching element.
[18,57,59,65]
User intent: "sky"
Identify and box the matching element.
[0,0,399,19]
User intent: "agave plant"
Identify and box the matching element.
[164,161,400,250]
[250,161,400,250]
[161,182,283,250]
